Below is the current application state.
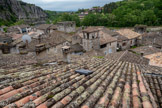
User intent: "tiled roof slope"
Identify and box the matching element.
[132,46,161,56]
[144,52,162,67]
[0,53,37,69]
[117,29,141,39]
[138,65,162,108]
[0,57,157,108]
[106,50,150,65]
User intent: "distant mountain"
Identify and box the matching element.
[0,0,47,25]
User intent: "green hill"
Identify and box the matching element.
[81,0,162,27]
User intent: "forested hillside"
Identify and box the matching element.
[82,0,162,27]
[48,0,162,27]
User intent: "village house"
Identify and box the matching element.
[82,27,117,55]
[116,29,141,49]
[0,33,13,54]
[18,25,31,33]
[134,25,147,34]
[142,31,162,49]
[78,12,89,20]
[47,31,72,55]
[89,7,103,13]
[57,21,76,33]
[36,24,57,35]
[7,26,20,34]
[72,33,83,45]
[99,29,117,54]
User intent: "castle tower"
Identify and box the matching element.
[82,28,100,51]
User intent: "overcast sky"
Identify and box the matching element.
[22,0,121,11]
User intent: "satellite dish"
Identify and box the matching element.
[22,34,32,43]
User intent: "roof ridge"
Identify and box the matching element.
[117,50,128,61]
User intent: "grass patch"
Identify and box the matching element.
[131,46,137,49]
[94,56,104,59]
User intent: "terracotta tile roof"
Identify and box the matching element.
[144,52,162,67]
[142,32,162,46]
[18,25,29,29]
[22,31,72,52]
[82,27,99,33]
[10,33,23,40]
[117,29,141,39]
[7,26,20,34]
[57,21,75,25]
[70,43,84,53]
[0,53,37,69]
[107,50,150,65]
[36,24,51,30]
[132,46,161,56]
[81,27,117,44]
[48,31,72,46]
[99,30,117,44]
[0,57,158,108]
[139,65,162,108]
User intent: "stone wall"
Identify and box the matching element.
[100,41,117,55]
[57,22,76,33]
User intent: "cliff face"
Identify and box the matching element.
[0,0,47,23]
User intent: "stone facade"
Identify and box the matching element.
[57,21,76,33]
[47,41,71,55]
[82,30,100,51]
[101,41,117,55]
[117,40,130,50]
[72,35,82,45]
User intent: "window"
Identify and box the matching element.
[100,44,107,48]
[92,36,94,39]
[122,43,126,46]
[87,33,89,39]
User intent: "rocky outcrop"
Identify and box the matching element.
[0,0,47,24]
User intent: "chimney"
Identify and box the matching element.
[62,46,71,63]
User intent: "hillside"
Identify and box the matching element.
[102,0,162,27]
[0,0,47,26]
[75,0,162,27]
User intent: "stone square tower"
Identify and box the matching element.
[82,28,100,51]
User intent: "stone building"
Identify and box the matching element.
[82,28,100,51]
[7,26,20,34]
[46,31,72,55]
[82,27,117,55]
[0,34,13,54]
[36,24,57,35]
[18,25,31,33]
[116,29,141,49]
[99,29,117,54]
[72,34,82,45]
[57,21,76,33]
[141,32,162,49]
[134,25,147,34]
